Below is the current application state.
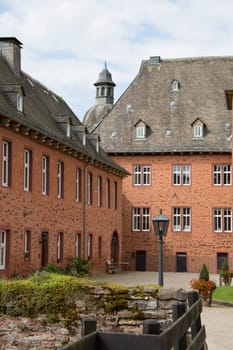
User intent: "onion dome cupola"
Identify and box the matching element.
[94,62,116,106]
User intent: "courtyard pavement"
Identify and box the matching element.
[90,271,233,350]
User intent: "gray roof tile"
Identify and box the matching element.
[94,56,233,154]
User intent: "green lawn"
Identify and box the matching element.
[213,286,233,302]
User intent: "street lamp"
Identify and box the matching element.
[152,209,169,286]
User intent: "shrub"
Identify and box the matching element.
[0,274,86,328]
[199,264,209,281]
[219,258,233,286]
[221,258,229,272]
[70,257,91,276]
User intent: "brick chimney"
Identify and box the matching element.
[0,37,22,77]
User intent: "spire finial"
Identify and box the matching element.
[104,61,107,70]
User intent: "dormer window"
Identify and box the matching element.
[191,118,205,139]
[66,121,71,138]
[17,93,23,112]
[135,119,148,139]
[194,125,203,138]
[136,125,145,139]
[83,131,86,146]
[171,80,179,92]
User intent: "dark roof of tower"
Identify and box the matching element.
[94,63,116,86]
[94,56,233,154]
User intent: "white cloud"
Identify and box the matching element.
[1,0,233,118]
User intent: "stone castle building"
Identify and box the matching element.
[84,55,233,273]
[1,36,233,277]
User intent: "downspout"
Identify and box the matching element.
[83,164,87,259]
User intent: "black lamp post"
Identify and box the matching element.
[152,209,169,286]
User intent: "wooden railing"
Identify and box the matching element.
[62,291,207,350]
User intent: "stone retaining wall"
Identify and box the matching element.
[0,284,187,349]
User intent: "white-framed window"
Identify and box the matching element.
[66,122,71,138]
[2,140,11,187]
[42,155,49,195]
[57,161,64,198]
[173,165,191,186]
[193,125,203,138]
[24,149,31,192]
[76,168,81,202]
[132,208,150,231]
[183,208,191,231]
[133,165,151,185]
[17,93,23,112]
[136,125,145,139]
[75,233,81,257]
[24,230,31,257]
[106,179,110,208]
[142,208,150,231]
[113,181,118,209]
[214,208,232,232]
[173,207,191,232]
[97,176,102,207]
[213,164,231,186]
[87,233,93,259]
[0,230,6,269]
[57,232,63,262]
[87,172,92,205]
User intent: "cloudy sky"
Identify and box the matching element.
[1,0,233,120]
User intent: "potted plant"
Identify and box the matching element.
[190,264,216,306]
[219,258,233,286]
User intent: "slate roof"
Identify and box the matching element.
[0,41,128,177]
[93,56,233,154]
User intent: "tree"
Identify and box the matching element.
[199,264,209,281]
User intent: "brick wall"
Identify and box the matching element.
[112,153,233,273]
[0,127,123,277]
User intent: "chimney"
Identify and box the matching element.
[149,56,161,64]
[0,37,22,77]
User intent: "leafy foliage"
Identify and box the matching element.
[190,278,216,293]
[0,273,88,330]
[199,264,209,281]
[221,258,229,272]
[70,257,91,276]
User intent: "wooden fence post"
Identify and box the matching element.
[188,291,205,350]
[81,317,97,337]
[143,319,160,335]
[173,302,187,350]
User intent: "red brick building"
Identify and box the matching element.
[0,37,128,278]
[85,56,233,273]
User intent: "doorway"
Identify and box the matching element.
[176,252,187,272]
[41,231,48,267]
[111,232,119,264]
[136,250,146,271]
[217,252,228,271]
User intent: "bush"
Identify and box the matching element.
[219,258,233,286]
[199,264,209,281]
[0,273,86,328]
[221,258,229,271]
[70,257,91,276]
